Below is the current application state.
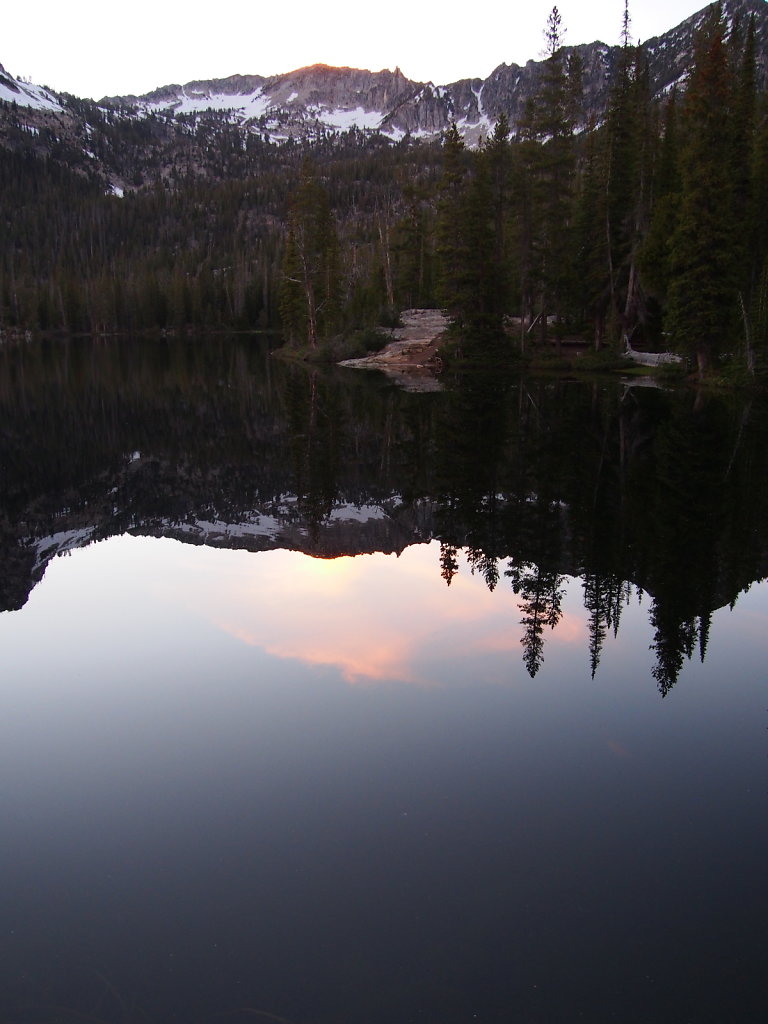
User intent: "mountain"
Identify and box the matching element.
[103,0,768,144]
[2,0,767,173]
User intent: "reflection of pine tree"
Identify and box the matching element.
[427,369,768,694]
[607,578,632,638]
[506,560,565,678]
[648,605,699,698]
[583,573,609,678]
[439,542,459,587]
[582,573,632,677]
[467,547,499,591]
[434,365,513,563]
[649,602,699,698]
[285,368,341,540]
[698,610,712,663]
[638,390,738,694]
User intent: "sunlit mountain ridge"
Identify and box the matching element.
[2,0,767,177]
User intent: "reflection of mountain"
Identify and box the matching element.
[0,335,439,611]
[10,497,436,613]
[1,335,767,691]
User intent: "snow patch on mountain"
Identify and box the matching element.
[143,87,271,119]
[140,83,391,136]
[0,64,62,111]
[316,106,384,131]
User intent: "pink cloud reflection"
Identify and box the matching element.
[178,543,586,686]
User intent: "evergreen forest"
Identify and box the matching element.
[2,3,768,380]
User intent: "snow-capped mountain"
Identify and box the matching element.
[1,1,767,166]
[121,65,425,141]
[83,0,768,141]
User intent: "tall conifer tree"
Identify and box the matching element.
[523,6,578,346]
[279,164,340,348]
[666,5,739,376]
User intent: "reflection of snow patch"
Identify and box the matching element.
[32,528,96,570]
[329,504,387,523]
[166,516,282,542]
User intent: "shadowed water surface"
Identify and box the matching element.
[0,335,766,1023]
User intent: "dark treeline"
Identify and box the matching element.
[431,2,768,378]
[2,333,766,692]
[2,4,767,377]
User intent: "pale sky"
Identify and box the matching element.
[3,1,714,100]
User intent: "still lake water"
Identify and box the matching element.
[0,335,766,1023]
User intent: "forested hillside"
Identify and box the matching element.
[0,126,441,336]
[1,2,767,377]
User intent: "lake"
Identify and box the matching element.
[0,335,766,1024]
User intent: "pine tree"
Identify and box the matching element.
[435,123,469,315]
[665,5,740,376]
[522,6,578,348]
[279,164,340,348]
[638,87,681,311]
[603,37,639,335]
[732,12,758,285]
[393,182,435,309]
[480,114,514,323]
[434,122,506,332]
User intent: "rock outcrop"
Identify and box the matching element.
[340,309,449,391]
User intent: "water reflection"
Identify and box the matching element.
[153,541,587,687]
[1,337,767,1024]
[1,334,767,695]
[0,533,766,1024]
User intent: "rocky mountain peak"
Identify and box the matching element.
[3,1,768,161]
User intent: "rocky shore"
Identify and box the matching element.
[339,309,449,391]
